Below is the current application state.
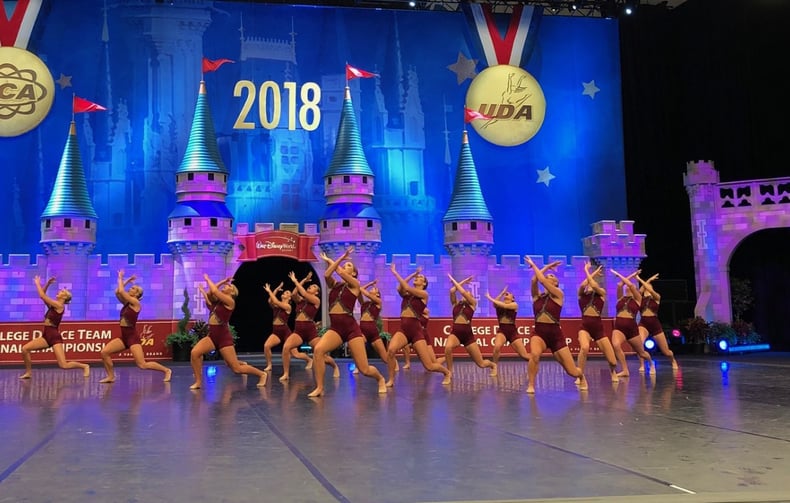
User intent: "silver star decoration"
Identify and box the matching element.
[582,80,600,99]
[56,73,72,89]
[447,52,478,85]
[536,166,556,187]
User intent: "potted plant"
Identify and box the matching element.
[165,288,198,362]
[679,316,710,354]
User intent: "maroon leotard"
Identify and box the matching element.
[360,300,382,343]
[495,304,519,343]
[578,291,605,341]
[42,306,64,346]
[452,301,476,346]
[532,295,567,352]
[614,296,640,340]
[639,296,663,336]
[294,300,319,343]
[119,303,141,348]
[327,283,363,342]
[398,293,427,344]
[209,302,235,349]
[271,306,291,339]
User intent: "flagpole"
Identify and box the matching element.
[72,93,75,122]
[345,61,348,87]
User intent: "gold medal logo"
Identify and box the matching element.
[0,46,55,137]
[465,64,546,147]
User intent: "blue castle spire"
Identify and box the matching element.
[320,87,381,258]
[41,122,99,222]
[175,81,228,175]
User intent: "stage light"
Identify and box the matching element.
[720,361,729,373]
[408,1,416,7]
[644,338,656,350]
[623,1,637,15]
[348,363,357,373]
[718,339,729,352]
[671,328,681,338]
[571,3,578,10]
[207,365,218,377]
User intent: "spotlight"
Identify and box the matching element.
[720,361,729,373]
[408,1,416,6]
[623,1,637,15]
[348,363,357,373]
[571,3,577,10]
[644,338,656,351]
[207,365,218,377]
[671,328,681,338]
[717,339,729,352]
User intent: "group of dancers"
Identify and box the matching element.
[18,248,677,396]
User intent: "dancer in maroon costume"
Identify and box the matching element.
[385,263,451,386]
[610,269,654,377]
[575,262,619,384]
[637,273,679,370]
[263,282,310,373]
[359,280,395,377]
[445,274,497,379]
[19,276,90,379]
[524,257,586,393]
[488,285,531,369]
[190,274,268,389]
[308,247,386,397]
[279,271,339,382]
[99,270,171,383]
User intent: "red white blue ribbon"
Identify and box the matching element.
[0,0,43,49]
[464,3,542,68]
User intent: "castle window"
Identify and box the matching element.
[322,220,327,229]
[282,156,290,165]
[290,146,299,154]
[343,175,350,183]
[342,219,350,227]
[184,218,192,226]
[327,177,332,185]
[367,220,373,228]
[223,175,227,183]
[64,218,72,228]
[210,218,217,227]
[45,219,51,229]
[208,173,215,181]
[409,181,418,196]
[471,222,477,230]
[362,176,368,184]
[452,222,458,231]
[280,146,289,154]
[84,220,91,229]
[188,173,194,181]
[487,223,491,231]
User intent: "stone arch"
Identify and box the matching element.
[231,257,319,353]
[684,160,790,322]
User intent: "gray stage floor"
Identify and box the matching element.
[1,353,790,503]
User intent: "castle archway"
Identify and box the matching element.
[729,228,790,350]
[684,161,790,322]
[231,257,319,353]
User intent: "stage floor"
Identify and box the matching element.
[1,353,790,503]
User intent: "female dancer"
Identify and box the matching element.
[444,274,497,378]
[488,285,531,369]
[190,274,268,389]
[279,271,339,382]
[263,282,310,372]
[99,270,171,383]
[385,263,451,386]
[575,262,618,383]
[358,280,393,382]
[20,275,90,379]
[524,257,586,393]
[637,273,679,370]
[308,247,386,397]
[610,269,654,377]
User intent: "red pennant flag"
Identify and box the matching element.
[73,96,107,114]
[202,57,234,73]
[464,107,492,123]
[345,64,377,81]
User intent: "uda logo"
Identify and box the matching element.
[0,46,54,137]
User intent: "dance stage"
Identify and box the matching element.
[1,354,789,503]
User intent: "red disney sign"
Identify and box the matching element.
[237,230,317,262]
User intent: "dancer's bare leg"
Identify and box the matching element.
[347,337,386,394]
[52,344,90,377]
[526,336,547,394]
[308,330,342,397]
[19,338,50,379]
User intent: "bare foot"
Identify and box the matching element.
[672,361,679,371]
[279,374,289,382]
[526,386,535,394]
[441,372,452,385]
[83,366,90,378]
[436,357,446,364]
[189,382,201,390]
[574,377,581,385]
[163,369,172,382]
[19,373,31,380]
[394,362,400,372]
[307,388,323,397]
[577,375,588,391]
[99,377,115,384]
[333,367,340,378]
[403,364,410,370]
[385,379,394,388]
[489,363,498,377]
[649,364,656,375]
[305,359,313,370]
[377,378,387,394]
[610,372,620,383]
[352,368,359,374]
[264,365,272,372]
[257,372,268,387]
[616,370,630,378]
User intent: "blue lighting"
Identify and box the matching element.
[207,366,218,377]
[720,361,729,373]
[644,338,656,350]
[348,363,357,373]
[718,339,729,352]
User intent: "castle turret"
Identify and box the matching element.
[319,87,381,281]
[40,121,99,318]
[167,81,235,318]
[442,130,493,314]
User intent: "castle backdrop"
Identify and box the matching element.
[1,0,638,357]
